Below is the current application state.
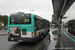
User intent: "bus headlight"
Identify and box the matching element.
[10,27,20,34]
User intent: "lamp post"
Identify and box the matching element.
[30,10,34,13]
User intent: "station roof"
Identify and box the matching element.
[52,0,75,17]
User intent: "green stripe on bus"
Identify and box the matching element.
[8,16,10,32]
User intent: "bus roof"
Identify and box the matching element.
[10,13,31,16]
[34,14,49,22]
[9,12,50,22]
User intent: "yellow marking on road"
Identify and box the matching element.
[59,38,64,50]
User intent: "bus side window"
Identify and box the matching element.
[37,21,40,30]
[34,16,38,30]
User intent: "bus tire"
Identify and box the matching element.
[41,35,43,39]
[40,33,43,39]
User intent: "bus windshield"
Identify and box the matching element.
[10,14,31,24]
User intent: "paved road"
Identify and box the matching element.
[0,29,58,50]
[60,28,75,50]
[0,30,7,35]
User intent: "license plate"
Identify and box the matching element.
[18,40,23,42]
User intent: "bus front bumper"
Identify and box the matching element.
[8,37,40,42]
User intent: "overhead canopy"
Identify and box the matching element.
[52,0,75,18]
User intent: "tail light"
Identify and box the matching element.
[32,32,34,36]
[8,32,10,37]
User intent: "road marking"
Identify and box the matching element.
[50,30,53,36]
[61,30,75,41]
[0,34,7,36]
[59,38,64,50]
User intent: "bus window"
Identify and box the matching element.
[10,14,31,24]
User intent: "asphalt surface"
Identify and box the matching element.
[0,30,8,35]
[0,29,58,50]
[60,28,75,50]
[0,28,74,50]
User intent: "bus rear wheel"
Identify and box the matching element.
[40,33,44,39]
[41,35,43,39]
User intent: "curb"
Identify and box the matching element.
[0,34,8,36]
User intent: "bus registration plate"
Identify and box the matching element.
[18,40,23,42]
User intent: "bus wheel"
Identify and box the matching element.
[40,33,43,39]
[41,35,43,39]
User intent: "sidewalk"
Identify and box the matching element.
[0,30,8,36]
[48,28,62,50]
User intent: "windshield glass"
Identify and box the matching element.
[10,14,31,24]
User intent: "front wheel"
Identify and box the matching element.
[40,35,44,39]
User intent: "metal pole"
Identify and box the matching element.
[59,17,62,37]
[30,10,34,14]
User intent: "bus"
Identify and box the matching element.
[68,19,75,36]
[8,12,50,42]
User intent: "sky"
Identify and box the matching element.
[0,0,53,22]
